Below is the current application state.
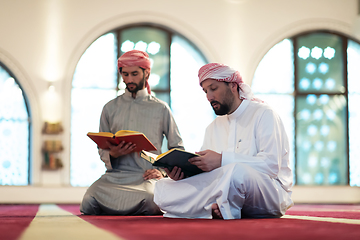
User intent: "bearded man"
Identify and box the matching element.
[81,50,184,215]
[154,63,293,219]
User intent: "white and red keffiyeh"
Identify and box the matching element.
[198,63,262,103]
[118,50,152,94]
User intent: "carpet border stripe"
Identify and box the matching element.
[282,214,360,225]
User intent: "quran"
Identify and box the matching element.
[140,148,204,178]
[87,130,157,152]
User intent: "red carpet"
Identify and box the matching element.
[285,204,360,219]
[0,205,39,240]
[1,204,360,240]
[60,204,360,240]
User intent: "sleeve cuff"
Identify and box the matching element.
[221,151,234,166]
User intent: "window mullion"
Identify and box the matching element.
[293,36,299,185]
[342,36,350,185]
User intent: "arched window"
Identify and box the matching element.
[70,25,212,186]
[0,62,31,185]
[252,31,360,186]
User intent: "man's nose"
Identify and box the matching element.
[206,92,213,102]
[124,76,133,83]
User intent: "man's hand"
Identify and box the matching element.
[164,166,184,181]
[188,150,222,172]
[143,169,164,180]
[107,141,137,158]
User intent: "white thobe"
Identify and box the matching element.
[154,100,294,219]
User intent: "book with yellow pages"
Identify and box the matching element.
[140,148,204,178]
[87,130,157,152]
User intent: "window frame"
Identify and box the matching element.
[69,23,210,186]
[113,23,208,106]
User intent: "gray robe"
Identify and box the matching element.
[81,88,184,215]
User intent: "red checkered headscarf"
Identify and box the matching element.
[117,50,151,94]
[198,63,262,102]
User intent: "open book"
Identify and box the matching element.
[87,130,157,152]
[140,148,204,178]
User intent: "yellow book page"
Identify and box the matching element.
[87,132,114,137]
[156,148,178,160]
[114,130,142,137]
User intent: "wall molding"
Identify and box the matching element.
[0,186,358,204]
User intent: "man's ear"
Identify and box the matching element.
[230,82,238,92]
[144,70,150,80]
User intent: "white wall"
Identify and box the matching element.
[0,0,359,203]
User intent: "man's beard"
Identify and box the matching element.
[210,87,234,115]
[210,101,231,115]
[126,76,146,93]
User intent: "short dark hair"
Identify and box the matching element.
[224,81,240,92]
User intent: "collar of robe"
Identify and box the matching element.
[124,88,149,100]
[227,99,250,122]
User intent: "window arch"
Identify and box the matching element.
[252,31,360,186]
[0,62,31,185]
[70,24,212,186]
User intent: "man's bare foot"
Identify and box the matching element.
[211,203,223,219]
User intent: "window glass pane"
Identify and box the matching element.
[296,33,344,93]
[170,35,213,153]
[348,40,360,186]
[0,65,29,185]
[349,93,360,186]
[252,39,294,94]
[151,92,170,154]
[296,94,347,185]
[70,88,116,186]
[71,33,118,186]
[120,27,169,91]
[348,40,360,93]
[72,33,118,89]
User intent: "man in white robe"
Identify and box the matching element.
[154,63,293,219]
